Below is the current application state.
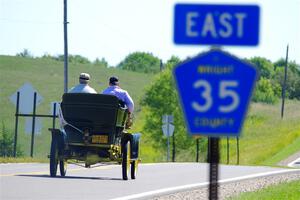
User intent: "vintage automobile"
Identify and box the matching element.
[48,93,140,180]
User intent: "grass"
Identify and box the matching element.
[130,107,164,163]
[219,100,300,166]
[264,136,300,165]
[228,179,300,200]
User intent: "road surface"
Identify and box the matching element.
[1,163,299,200]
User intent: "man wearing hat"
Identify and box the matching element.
[68,73,97,93]
[102,76,134,128]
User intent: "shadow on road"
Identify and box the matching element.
[17,174,123,181]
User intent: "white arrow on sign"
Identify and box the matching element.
[10,83,43,114]
[162,124,175,137]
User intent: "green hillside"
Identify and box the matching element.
[219,100,300,166]
[0,55,154,158]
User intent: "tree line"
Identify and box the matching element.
[16,49,300,102]
[16,49,161,72]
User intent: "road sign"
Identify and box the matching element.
[173,49,257,137]
[162,114,175,162]
[162,115,174,136]
[162,124,175,137]
[25,118,42,135]
[174,4,260,46]
[162,114,174,124]
[10,83,43,114]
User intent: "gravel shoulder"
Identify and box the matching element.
[150,170,300,200]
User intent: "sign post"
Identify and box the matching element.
[10,83,43,157]
[162,115,174,162]
[173,3,259,200]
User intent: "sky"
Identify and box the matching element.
[1,0,300,66]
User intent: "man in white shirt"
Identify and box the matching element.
[68,73,97,93]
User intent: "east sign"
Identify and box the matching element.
[174,4,260,46]
[173,49,257,137]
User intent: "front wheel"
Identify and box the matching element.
[50,139,58,177]
[122,141,131,180]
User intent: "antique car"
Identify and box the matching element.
[48,93,140,180]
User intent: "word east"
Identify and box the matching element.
[186,12,247,39]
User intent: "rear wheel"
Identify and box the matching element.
[131,160,138,179]
[50,139,58,177]
[122,141,131,180]
[59,160,67,176]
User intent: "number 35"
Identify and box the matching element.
[191,80,240,113]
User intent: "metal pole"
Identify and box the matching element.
[209,137,219,200]
[196,138,199,162]
[237,137,240,165]
[13,92,20,157]
[227,137,229,164]
[172,127,175,162]
[207,137,210,163]
[64,0,69,93]
[52,103,57,129]
[281,44,289,119]
[30,92,37,157]
[167,123,170,162]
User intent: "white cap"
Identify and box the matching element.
[79,73,90,83]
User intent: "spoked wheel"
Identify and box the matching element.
[50,139,58,177]
[59,160,67,176]
[131,160,138,179]
[122,140,131,180]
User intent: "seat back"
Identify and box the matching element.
[61,93,126,144]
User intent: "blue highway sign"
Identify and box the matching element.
[174,4,260,46]
[173,49,257,137]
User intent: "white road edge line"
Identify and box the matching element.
[287,157,300,167]
[110,169,300,200]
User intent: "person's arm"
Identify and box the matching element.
[124,91,134,113]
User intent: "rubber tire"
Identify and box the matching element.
[50,139,58,177]
[131,160,138,179]
[60,160,67,176]
[122,141,130,180]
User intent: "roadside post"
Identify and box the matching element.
[173,4,259,200]
[162,115,174,162]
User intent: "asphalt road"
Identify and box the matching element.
[1,163,299,200]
